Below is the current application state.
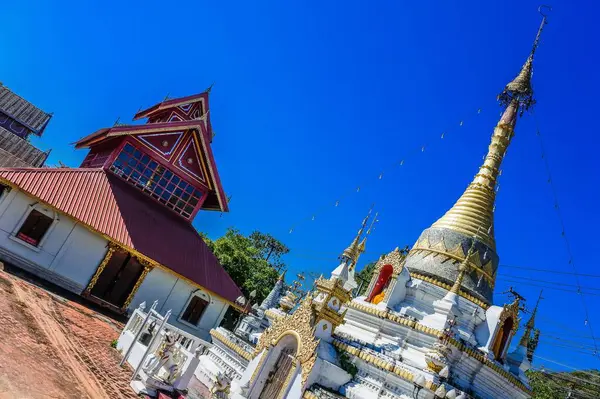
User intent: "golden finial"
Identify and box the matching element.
[499,6,550,113]
[341,205,373,266]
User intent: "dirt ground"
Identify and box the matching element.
[0,270,138,399]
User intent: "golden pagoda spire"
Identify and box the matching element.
[355,212,379,268]
[341,206,372,267]
[430,9,549,249]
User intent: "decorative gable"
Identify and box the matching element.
[176,136,206,184]
[137,131,184,160]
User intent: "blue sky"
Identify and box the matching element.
[2,1,599,372]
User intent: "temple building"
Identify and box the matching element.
[193,12,549,399]
[0,84,52,167]
[0,89,242,340]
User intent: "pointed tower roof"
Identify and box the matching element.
[403,11,549,306]
[519,290,543,346]
[259,271,286,311]
[340,207,372,268]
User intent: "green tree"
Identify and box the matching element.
[200,228,282,304]
[355,261,376,296]
[249,231,290,272]
[528,369,600,399]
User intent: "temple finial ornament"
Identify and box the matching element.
[341,206,373,269]
[498,5,551,113]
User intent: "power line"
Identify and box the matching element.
[535,355,600,377]
[532,111,599,356]
[499,264,600,279]
[497,274,600,292]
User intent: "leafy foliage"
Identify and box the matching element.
[528,369,600,399]
[200,228,283,304]
[355,261,376,296]
[336,348,358,377]
[249,231,290,272]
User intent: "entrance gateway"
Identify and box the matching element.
[84,244,153,312]
[259,346,296,399]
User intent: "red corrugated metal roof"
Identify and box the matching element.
[0,168,242,305]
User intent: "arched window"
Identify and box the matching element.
[492,316,514,361]
[180,291,210,326]
[367,264,394,304]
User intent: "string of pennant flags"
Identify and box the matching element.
[285,107,484,235]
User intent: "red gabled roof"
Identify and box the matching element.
[73,119,229,213]
[0,168,242,306]
[133,92,209,121]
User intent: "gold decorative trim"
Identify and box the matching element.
[210,329,253,361]
[83,243,117,294]
[249,350,267,387]
[447,337,530,393]
[265,308,284,321]
[256,297,320,386]
[333,308,531,395]
[409,272,490,309]
[122,263,152,309]
[303,391,317,399]
[499,299,521,333]
[410,245,495,286]
[374,247,407,276]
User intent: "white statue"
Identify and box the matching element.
[143,332,182,384]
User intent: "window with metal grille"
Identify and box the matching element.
[16,209,53,247]
[110,143,204,219]
[181,295,209,326]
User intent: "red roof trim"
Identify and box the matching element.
[133,92,208,121]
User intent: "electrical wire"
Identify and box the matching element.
[532,111,599,356]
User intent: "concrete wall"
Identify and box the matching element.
[0,187,229,341]
[128,267,229,341]
[0,188,108,293]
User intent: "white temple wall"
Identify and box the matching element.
[286,372,303,399]
[475,305,503,350]
[0,188,109,293]
[384,269,410,309]
[128,267,229,340]
[312,358,352,391]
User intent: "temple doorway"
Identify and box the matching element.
[258,335,298,399]
[492,317,514,360]
[90,249,144,308]
[367,264,393,304]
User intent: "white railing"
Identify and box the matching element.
[124,304,211,353]
[117,301,212,374]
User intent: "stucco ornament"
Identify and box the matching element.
[424,339,452,374]
[374,247,408,276]
[256,295,320,384]
[499,299,521,333]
